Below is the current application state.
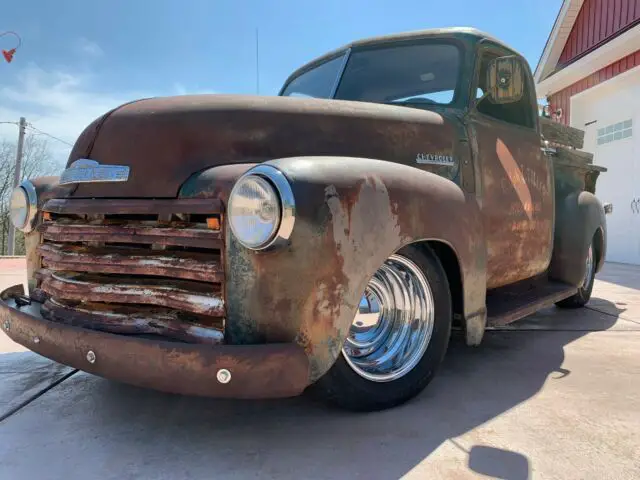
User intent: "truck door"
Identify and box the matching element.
[468,46,554,289]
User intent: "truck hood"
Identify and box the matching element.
[67,94,458,198]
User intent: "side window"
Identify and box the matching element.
[475,51,535,129]
[281,55,345,99]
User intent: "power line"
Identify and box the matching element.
[0,120,74,147]
[25,124,74,147]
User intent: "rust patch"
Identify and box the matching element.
[1,289,309,399]
[40,223,222,250]
[66,94,455,199]
[41,299,224,345]
[224,157,487,381]
[38,243,222,282]
[472,119,554,289]
[43,198,223,216]
[24,231,42,293]
[296,176,408,379]
[40,271,224,317]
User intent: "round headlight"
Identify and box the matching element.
[10,187,29,230]
[9,180,38,232]
[228,165,295,250]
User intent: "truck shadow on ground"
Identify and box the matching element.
[593,262,640,290]
[37,299,621,479]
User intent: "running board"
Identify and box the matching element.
[486,281,578,327]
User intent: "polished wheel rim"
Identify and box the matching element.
[343,254,435,383]
[582,244,594,289]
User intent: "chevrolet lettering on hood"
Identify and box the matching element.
[59,159,130,185]
[415,153,455,166]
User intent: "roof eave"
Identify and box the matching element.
[536,23,640,98]
[534,0,584,84]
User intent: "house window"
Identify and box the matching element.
[597,119,632,145]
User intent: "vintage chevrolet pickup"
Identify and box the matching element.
[2,28,608,411]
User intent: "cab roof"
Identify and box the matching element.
[284,27,521,87]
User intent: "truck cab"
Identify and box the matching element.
[2,28,607,411]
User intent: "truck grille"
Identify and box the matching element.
[35,199,225,344]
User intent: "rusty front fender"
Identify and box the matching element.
[223,157,487,382]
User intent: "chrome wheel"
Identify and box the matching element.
[582,244,594,289]
[342,254,435,383]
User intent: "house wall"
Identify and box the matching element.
[558,0,640,67]
[547,49,640,125]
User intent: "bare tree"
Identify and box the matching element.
[0,134,61,255]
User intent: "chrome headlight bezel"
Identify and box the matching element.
[9,180,38,233]
[228,164,295,251]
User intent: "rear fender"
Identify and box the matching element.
[224,156,487,381]
[550,191,606,285]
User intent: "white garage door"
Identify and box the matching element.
[571,68,640,265]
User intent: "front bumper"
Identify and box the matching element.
[0,285,310,399]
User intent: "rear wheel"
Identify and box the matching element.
[312,245,452,411]
[556,242,596,309]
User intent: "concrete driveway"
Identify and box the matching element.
[1,258,639,479]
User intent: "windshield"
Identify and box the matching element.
[281,41,461,106]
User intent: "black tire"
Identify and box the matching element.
[311,244,452,411]
[556,242,596,309]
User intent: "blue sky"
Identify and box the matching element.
[1,0,561,163]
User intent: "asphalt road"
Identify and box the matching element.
[0,259,639,479]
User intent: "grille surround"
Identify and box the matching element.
[35,198,225,344]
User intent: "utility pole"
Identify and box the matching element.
[7,117,26,256]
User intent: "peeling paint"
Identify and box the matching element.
[41,272,224,317]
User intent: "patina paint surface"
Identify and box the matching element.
[0,290,308,399]
[4,27,610,398]
[27,197,227,352]
[41,299,224,345]
[550,161,607,285]
[223,157,486,380]
[469,115,554,289]
[39,271,225,317]
[66,95,457,199]
[38,243,223,282]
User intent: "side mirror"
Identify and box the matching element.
[604,203,613,215]
[487,56,525,104]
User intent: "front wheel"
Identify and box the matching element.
[312,245,452,411]
[556,242,596,309]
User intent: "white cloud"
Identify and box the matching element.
[173,82,188,96]
[173,82,217,96]
[0,64,149,165]
[76,38,104,58]
[0,65,221,170]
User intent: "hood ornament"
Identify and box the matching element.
[60,159,130,185]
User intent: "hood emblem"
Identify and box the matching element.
[416,153,455,166]
[60,159,130,185]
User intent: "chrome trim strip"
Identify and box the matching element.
[60,159,130,185]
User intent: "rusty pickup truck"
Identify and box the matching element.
[2,28,607,411]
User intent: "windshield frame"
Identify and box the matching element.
[279,37,467,109]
